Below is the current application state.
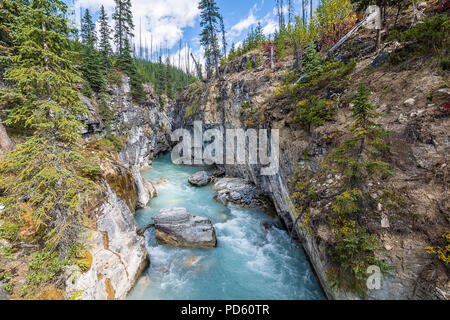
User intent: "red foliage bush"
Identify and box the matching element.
[319,20,356,48]
[262,43,277,67]
[431,0,450,12]
[443,102,450,113]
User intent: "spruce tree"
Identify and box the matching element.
[165,57,174,99]
[156,55,166,96]
[198,0,223,79]
[324,84,393,293]
[220,16,227,59]
[118,38,145,103]
[98,5,113,70]
[80,8,96,46]
[255,22,264,45]
[113,0,133,56]
[80,9,104,93]
[0,0,100,251]
[328,84,392,215]
[113,0,144,103]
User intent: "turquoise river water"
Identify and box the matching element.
[127,154,324,300]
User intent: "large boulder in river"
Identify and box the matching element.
[213,178,271,209]
[188,171,211,187]
[153,208,217,248]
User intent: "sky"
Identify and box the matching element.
[67,0,319,70]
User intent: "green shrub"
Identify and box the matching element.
[97,93,115,123]
[255,53,263,67]
[302,43,324,82]
[241,101,250,110]
[106,69,124,87]
[0,270,13,292]
[81,81,94,98]
[440,55,450,71]
[19,246,72,298]
[87,134,127,153]
[0,221,19,241]
[185,101,200,119]
[294,96,336,129]
[327,219,393,296]
[387,14,449,65]
[245,59,253,70]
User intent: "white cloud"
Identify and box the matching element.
[262,18,277,36]
[72,0,200,54]
[230,11,257,37]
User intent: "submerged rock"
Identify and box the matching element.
[156,178,168,186]
[184,256,201,266]
[153,208,217,248]
[262,221,273,230]
[188,171,211,187]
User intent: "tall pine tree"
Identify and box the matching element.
[0,0,100,251]
[113,0,144,103]
[198,0,223,80]
[80,8,104,94]
[113,0,133,57]
[98,5,113,70]
[80,8,96,46]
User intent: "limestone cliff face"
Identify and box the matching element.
[81,77,175,169]
[65,76,175,300]
[64,185,148,300]
[175,51,449,300]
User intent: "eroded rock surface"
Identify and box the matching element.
[174,43,450,299]
[64,185,149,300]
[188,171,211,187]
[213,178,270,209]
[154,208,217,248]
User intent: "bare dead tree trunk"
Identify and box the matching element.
[0,119,14,152]
[190,52,202,80]
[288,0,292,24]
[394,5,401,28]
[302,0,306,25]
[270,44,275,69]
[327,13,372,56]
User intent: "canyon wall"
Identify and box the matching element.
[175,51,449,300]
[64,77,176,300]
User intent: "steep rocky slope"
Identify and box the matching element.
[63,77,177,299]
[173,10,449,299]
[1,5,447,301]
[0,74,175,299]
